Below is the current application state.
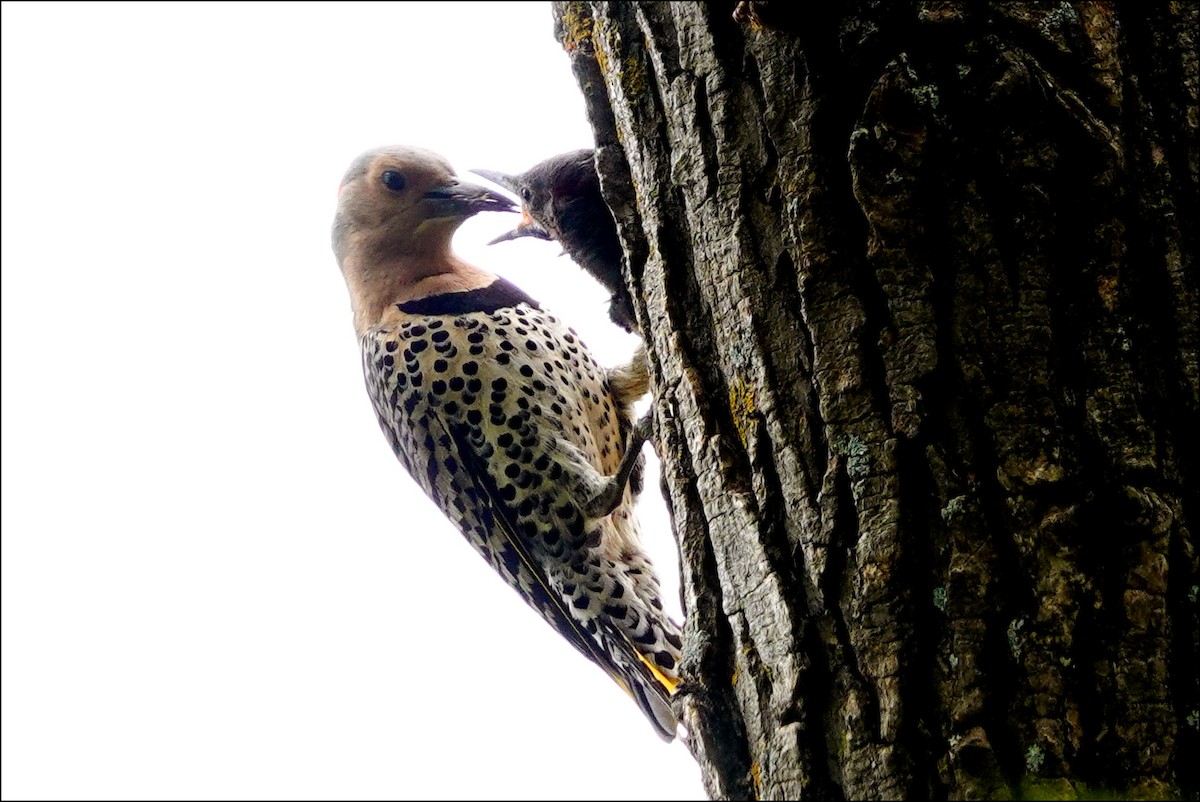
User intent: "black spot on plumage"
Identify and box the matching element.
[526,340,538,352]
[665,631,683,649]
[496,353,511,365]
[462,392,476,405]
[533,454,550,471]
[466,378,482,393]
[449,376,465,392]
[431,380,447,394]
[468,331,484,344]
[504,463,520,480]
[498,484,517,502]
[634,628,658,645]
[656,652,676,670]
[548,463,563,481]
[500,340,515,352]
[497,432,514,447]
[507,417,522,431]
[572,595,590,610]
[609,582,625,599]
[518,497,535,516]
[492,378,508,392]
[444,400,459,416]
[515,326,527,336]
[433,359,448,373]
[385,341,398,352]
[411,373,423,388]
[532,379,546,392]
[584,529,601,547]
[519,364,534,378]
[500,546,521,575]
[411,340,428,355]
[463,361,478,375]
[651,597,664,610]
[466,409,482,425]
[603,604,628,619]
[544,530,560,547]
[431,330,449,343]
[403,393,420,414]
[469,345,484,355]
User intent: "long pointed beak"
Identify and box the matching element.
[487,207,552,245]
[469,167,521,196]
[422,178,517,218]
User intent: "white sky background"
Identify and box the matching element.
[0,3,705,799]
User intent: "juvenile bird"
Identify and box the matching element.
[332,145,682,740]
[471,149,637,333]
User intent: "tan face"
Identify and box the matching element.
[334,146,462,263]
[333,145,516,266]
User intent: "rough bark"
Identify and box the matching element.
[551,1,1197,799]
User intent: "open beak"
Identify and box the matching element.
[469,167,521,196]
[470,169,552,245]
[422,178,517,218]
[487,208,552,244]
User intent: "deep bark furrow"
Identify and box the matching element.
[553,2,1197,798]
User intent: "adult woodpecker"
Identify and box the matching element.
[331,145,682,740]
[470,149,637,334]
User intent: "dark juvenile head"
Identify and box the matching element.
[470,149,599,246]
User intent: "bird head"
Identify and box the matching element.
[332,145,517,335]
[333,145,517,269]
[470,149,596,246]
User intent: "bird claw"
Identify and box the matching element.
[583,409,654,519]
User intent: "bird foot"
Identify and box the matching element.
[583,409,654,519]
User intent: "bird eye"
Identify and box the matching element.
[381,170,407,193]
[521,187,533,202]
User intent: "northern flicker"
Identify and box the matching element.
[470,149,637,333]
[332,145,682,739]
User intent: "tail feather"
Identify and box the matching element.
[599,619,680,741]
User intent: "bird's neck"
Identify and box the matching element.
[342,248,496,336]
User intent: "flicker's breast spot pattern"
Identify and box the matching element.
[332,145,682,741]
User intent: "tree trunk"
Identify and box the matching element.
[550,2,1198,799]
